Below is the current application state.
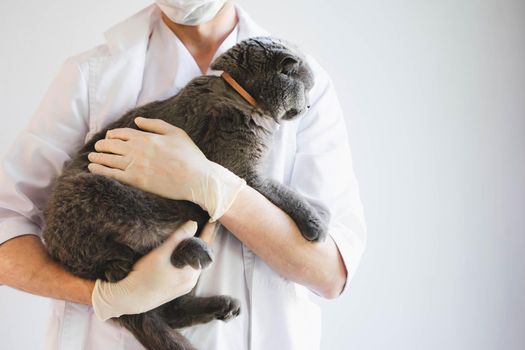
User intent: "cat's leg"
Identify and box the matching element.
[159,294,241,329]
[171,237,214,269]
[250,177,330,242]
[118,311,196,350]
[103,255,138,282]
[93,240,141,282]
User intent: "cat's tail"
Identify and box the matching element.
[118,311,196,350]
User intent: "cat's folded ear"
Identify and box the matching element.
[279,54,300,75]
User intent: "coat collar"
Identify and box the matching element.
[103,4,159,55]
[91,3,272,134]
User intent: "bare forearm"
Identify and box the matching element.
[0,235,94,305]
[219,185,347,299]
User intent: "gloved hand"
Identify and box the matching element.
[91,220,216,321]
[87,117,247,222]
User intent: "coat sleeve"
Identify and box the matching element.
[0,58,89,245]
[288,57,367,297]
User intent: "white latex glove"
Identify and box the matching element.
[189,160,247,222]
[88,117,247,222]
[92,220,216,321]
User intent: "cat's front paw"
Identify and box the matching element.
[298,213,328,242]
[170,237,213,269]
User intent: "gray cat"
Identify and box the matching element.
[42,36,329,350]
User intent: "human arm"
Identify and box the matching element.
[0,220,216,321]
[218,185,346,298]
[88,119,352,299]
[0,235,95,304]
[0,57,93,303]
[88,131,344,298]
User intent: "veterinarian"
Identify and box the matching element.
[0,1,366,349]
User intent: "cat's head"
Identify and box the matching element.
[210,36,314,122]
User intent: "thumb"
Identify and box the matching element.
[199,221,218,245]
[134,117,176,135]
[156,220,198,255]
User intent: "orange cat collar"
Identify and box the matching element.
[221,71,258,108]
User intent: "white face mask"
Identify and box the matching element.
[155,0,227,26]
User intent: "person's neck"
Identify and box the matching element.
[161,2,238,74]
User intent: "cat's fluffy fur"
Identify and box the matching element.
[42,37,330,350]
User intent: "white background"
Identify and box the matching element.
[1,1,524,349]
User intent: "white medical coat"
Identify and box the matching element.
[0,4,367,350]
